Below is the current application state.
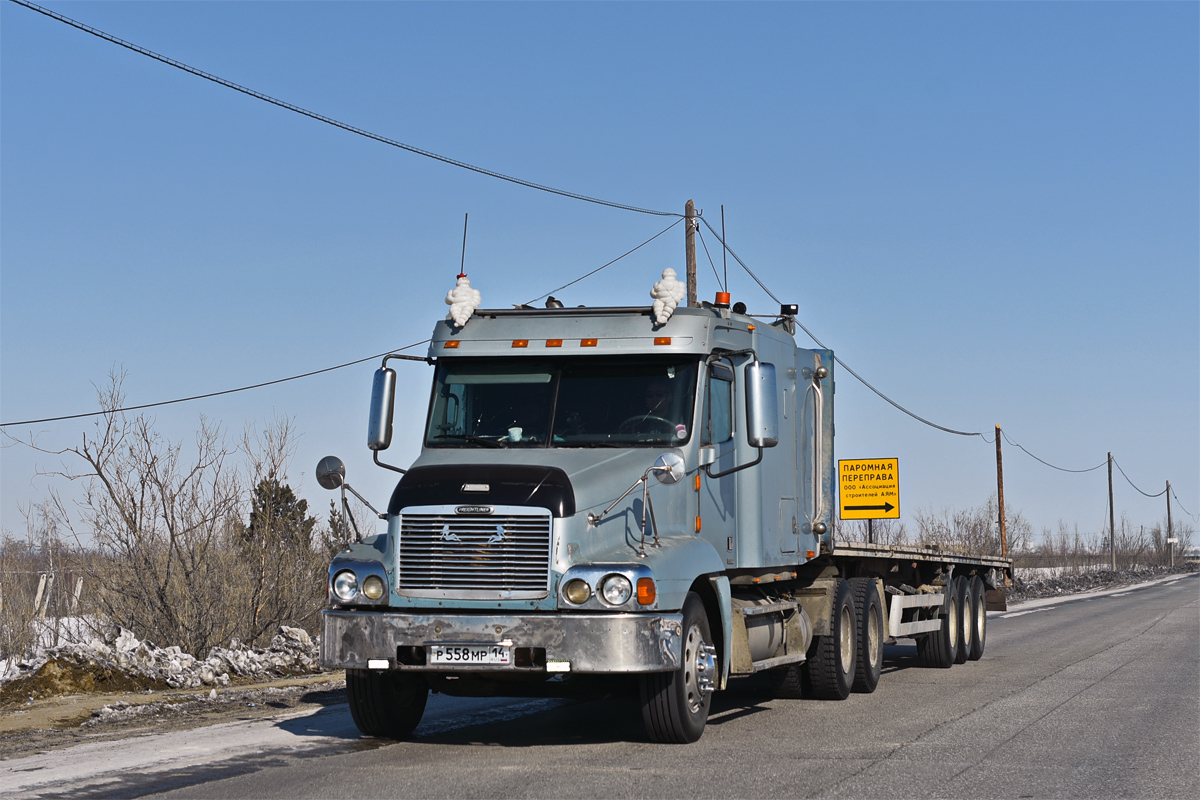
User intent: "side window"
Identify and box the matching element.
[703,366,734,445]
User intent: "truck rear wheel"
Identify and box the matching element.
[954,576,971,665]
[967,576,987,661]
[346,668,429,738]
[849,577,883,693]
[640,592,715,743]
[916,578,959,669]
[806,578,856,700]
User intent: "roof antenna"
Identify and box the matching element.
[458,212,469,278]
[720,205,728,292]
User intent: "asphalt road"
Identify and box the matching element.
[11,574,1200,799]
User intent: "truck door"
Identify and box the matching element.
[699,361,738,565]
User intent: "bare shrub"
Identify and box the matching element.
[912,495,1030,557]
[833,517,908,546]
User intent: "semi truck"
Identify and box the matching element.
[318,281,1011,743]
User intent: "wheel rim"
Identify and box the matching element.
[839,604,854,673]
[683,622,714,713]
[948,593,958,648]
[975,596,986,642]
[867,604,882,668]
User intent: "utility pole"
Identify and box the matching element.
[1108,452,1116,572]
[1166,480,1174,568]
[995,424,1008,562]
[685,200,698,308]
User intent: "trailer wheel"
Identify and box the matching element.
[640,592,715,743]
[346,668,428,738]
[954,576,971,665]
[849,578,883,693]
[916,579,959,669]
[806,578,856,700]
[967,576,987,661]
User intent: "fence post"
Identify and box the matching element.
[38,573,55,620]
[71,576,84,615]
[32,573,47,619]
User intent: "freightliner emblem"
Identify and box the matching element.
[455,505,493,515]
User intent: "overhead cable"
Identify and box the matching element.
[1001,431,1108,474]
[0,341,430,428]
[1169,487,1197,522]
[1111,456,1168,498]
[523,218,684,305]
[10,0,679,218]
[695,228,725,292]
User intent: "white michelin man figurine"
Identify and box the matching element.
[650,268,687,325]
[445,273,482,328]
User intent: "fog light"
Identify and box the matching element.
[563,578,591,604]
[600,575,633,606]
[332,570,358,601]
[362,575,385,600]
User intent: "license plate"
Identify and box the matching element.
[428,644,512,665]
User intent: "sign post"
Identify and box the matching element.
[839,458,900,544]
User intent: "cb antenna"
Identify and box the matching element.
[721,205,728,292]
[459,212,469,277]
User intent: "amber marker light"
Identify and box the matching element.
[636,578,657,605]
[806,550,816,559]
[545,339,563,347]
[693,475,701,491]
[511,339,529,348]
[695,516,702,532]
[653,337,671,346]
[747,324,756,330]
[443,340,460,349]
[580,338,598,347]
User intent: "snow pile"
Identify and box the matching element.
[2,625,322,695]
[1009,563,1196,603]
[445,274,482,327]
[650,268,686,324]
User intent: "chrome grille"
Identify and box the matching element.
[398,508,552,599]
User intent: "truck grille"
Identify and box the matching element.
[398,509,552,599]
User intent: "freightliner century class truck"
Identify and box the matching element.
[318,278,1012,743]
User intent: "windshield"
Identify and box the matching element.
[425,357,699,448]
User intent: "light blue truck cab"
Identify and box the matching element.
[321,300,1010,743]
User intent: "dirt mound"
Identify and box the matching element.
[2,655,165,706]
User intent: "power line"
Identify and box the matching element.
[1169,486,1197,522]
[697,216,781,304]
[1111,456,1168,498]
[0,341,430,428]
[10,0,679,219]
[522,218,684,305]
[1001,431,1108,474]
[695,228,725,292]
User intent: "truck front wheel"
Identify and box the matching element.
[346,668,429,738]
[640,592,715,743]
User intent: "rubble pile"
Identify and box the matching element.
[2,625,322,700]
[1009,564,1196,603]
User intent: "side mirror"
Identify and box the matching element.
[745,361,778,448]
[651,453,686,485]
[367,367,397,451]
[315,455,346,490]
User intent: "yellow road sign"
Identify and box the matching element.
[838,458,900,520]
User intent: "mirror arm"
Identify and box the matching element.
[341,481,387,520]
[373,449,406,476]
[704,446,764,480]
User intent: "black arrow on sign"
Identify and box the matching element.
[845,502,895,512]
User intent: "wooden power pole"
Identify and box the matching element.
[1166,480,1174,568]
[995,424,1008,562]
[1108,452,1116,572]
[685,200,698,307]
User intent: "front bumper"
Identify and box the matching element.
[321,608,683,673]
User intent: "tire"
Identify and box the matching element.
[640,592,716,743]
[849,577,883,693]
[769,662,806,699]
[954,576,971,665]
[346,668,429,738]
[916,578,959,669]
[967,575,987,661]
[806,578,856,700]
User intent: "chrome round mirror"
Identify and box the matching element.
[651,453,686,485]
[316,455,346,490]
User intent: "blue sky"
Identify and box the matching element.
[3,1,1197,542]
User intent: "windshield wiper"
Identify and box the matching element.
[433,434,506,448]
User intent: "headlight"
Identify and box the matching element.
[332,570,359,601]
[362,574,386,600]
[563,578,592,605]
[600,574,633,606]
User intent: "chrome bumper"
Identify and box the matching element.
[321,609,683,673]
